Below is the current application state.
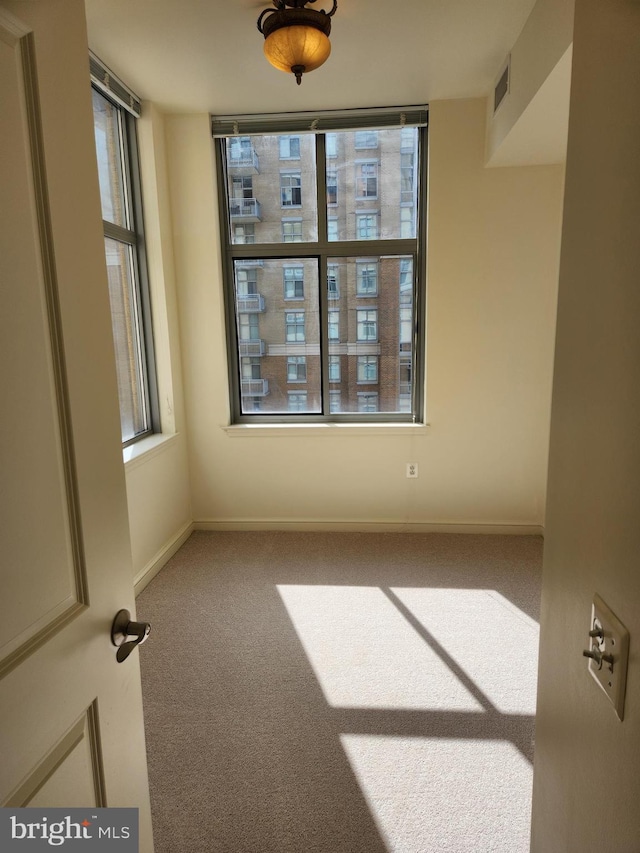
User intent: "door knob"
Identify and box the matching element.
[111,609,151,663]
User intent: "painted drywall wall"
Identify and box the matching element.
[168,99,564,530]
[486,0,574,166]
[531,2,640,850]
[122,104,192,584]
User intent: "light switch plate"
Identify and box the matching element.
[585,594,630,721]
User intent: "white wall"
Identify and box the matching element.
[124,104,192,589]
[167,99,564,532]
[486,0,574,166]
[531,1,640,849]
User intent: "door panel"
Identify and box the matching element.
[0,3,153,849]
[0,14,85,673]
[6,707,104,809]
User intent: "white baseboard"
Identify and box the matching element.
[134,521,194,596]
[193,519,543,536]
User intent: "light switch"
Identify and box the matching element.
[583,594,630,721]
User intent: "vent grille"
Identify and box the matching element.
[494,58,510,114]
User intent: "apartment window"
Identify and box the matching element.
[327,264,339,299]
[242,357,261,380]
[285,311,305,342]
[284,266,304,299]
[236,267,258,296]
[401,152,414,203]
[400,258,413,296]
[329,355,341,382]
[399,356,412,385]
[357,214,378,240]
[400,127,415,150]
[327,170,338,205]
[282,219,303,242]
[281,171,302,207]
[239,313,260,340]
[356,161,378,199]
[357,356,378,383]
[328,310,340,341]
[287,356,307,382]
[234,223,255,244]
[288,391,308,412]
[229,137,254,163]
[214,112,426,422]
[358,392,379,412]
[91,77,157,445]
[354,130,378,149]
[279,135,300,159]
[232,175,253,199]
[357,261,378,295]
[400,306,413,344]
[357,309,378,341]
[400,206,414,238]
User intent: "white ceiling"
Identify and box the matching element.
[84,0,539,115]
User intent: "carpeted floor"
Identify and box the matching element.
[137,531,542,853]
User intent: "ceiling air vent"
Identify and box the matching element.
[493,56,510,114]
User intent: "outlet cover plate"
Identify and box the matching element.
[586,594,630,721]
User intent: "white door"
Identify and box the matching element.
[0,2,153,849]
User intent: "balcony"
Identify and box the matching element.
[238,339,266,357]
[228,149,260,172]
[229,198,262,222]
[241,378,269,397]
[236,294,265,313]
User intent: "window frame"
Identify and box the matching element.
[91,81,159,446]
[215,118,427,425]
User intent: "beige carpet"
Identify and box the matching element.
[137,531,542,853]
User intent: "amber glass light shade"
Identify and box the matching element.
[264,25,331,77]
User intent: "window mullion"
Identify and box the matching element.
[318,254,329,416]
[314,134,330,416]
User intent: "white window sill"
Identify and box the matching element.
[221,423,430,438]
[123,432,179,470]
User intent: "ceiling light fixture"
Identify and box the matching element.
[257,0,338,86]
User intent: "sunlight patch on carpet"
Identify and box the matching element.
[390,588,539,715]
[340,734,533,853]
[277,585,483,711]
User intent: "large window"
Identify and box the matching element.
[215,108,427,422]
[91,63,157,444]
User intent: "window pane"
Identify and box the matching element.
[104,237,148,441]
[326,128,418,241]
[233,258,321,413]
[92,90,127,228]
[227,135,317,244]
[327,256,414,413]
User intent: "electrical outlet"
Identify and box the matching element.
[583,594,630,721]
[406,462,419,478]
